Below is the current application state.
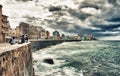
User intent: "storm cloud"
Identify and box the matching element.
[1,0,120,40]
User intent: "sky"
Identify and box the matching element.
[0,0,120,40]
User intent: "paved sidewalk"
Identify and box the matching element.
[0,42,30,54]
[0,43,10,47]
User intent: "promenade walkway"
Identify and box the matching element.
[0,42,30,54]
[0,43,10,47]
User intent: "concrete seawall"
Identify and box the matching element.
[0,43,35,76]
[30,40,81,51]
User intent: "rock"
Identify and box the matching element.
[43,58,54,64]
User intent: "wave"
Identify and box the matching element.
[33,41,120,76]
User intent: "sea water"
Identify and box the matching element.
[32,41,120,76]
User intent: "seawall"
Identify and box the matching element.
[0,43,35,76]
[30,40,81,51]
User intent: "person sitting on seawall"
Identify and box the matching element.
[18,34,29,44]
[18,35,25,44]
[24,34,29,43]
[9,36,16,45]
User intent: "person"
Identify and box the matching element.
[24,35,29,43]
[9,36,16,45]
[20,35,25,44]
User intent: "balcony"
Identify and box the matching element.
[2,30,8,34]
[2,19,9,23]
[2,24,10,28]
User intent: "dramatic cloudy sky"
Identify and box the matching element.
[0,0,120,40]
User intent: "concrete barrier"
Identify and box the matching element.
[30,40,81,51]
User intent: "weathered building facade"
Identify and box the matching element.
[19,22,30,36]
[40,29,46,39]
[46,31,50,39]
[29,26,41,39]
[0,5,11,42]
[2,15,10,42]
[0,5,3,42]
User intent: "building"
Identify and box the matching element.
[29,26,37,39]
[2,15,11,42]
[0,5,11,43]
[53,31,60,40]
[18,22,30,36]
[61,34,65,40]
[8,28,20,38]
[29,26,50,39]
[29,26,43,39]
[71,36,80,40]
[0,5,3,42]
[15,26,21,39]
[34,26,43,39]
[87,34,96,40]
[40,29,46,39]
[16,23,48,39]
[45,31,50,39]
[29,26,39,39]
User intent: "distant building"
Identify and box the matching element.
[46,31,50,39]
[87,34,96,40]
[64,36,70,40]
[53,31,60,40]
[77,34,80,40]
[71,36,80,40]
[19,22,30,35]
[29,26,43,39]
[34,26,43,39]
[61,34,65,40]
[15,26,21,39]
[29,26,50,39]
[15,23,48,39]
[29,26,38,39]
[40,29,46,39]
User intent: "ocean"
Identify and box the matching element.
[32,41,120,76]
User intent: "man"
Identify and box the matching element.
[19,35,25,44]
[9,36,16,45]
